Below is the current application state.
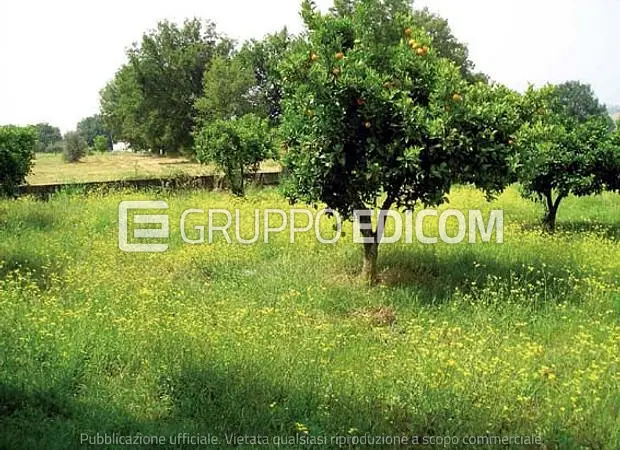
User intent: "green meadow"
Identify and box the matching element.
[0,186,618,449]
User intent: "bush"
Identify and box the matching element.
[0,125,37,196]
[93,135,110,153]
[194,114,272,195]
[63,131,88,163]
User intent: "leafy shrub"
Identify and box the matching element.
[93,135,110,153]
[0,125,37,196]
[194,114,272,195]
[63,131,88,163]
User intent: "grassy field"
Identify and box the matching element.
[27,153,280,185]
[0,186,618,449]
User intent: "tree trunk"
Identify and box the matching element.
[542,191,563,233]
[542,207,557,232]
[356,209,378,285]
[356,197,394,285]
[239,166,245,196]
[226,166,244,196]
[361,241,378,285]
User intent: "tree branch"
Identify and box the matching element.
[544,188,554,213]
[553,192,565,211]
[375,192,396,243]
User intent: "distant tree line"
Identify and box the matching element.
[31,114,112,163]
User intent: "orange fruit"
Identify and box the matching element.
[404,28,412,37]
[364,121,371,129]
[310,52,319,62]
[332,68,341,76]
[452,93,463,102]
[335,52,345,60]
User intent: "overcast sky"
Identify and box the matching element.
[0,0,618,132]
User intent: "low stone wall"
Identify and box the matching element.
[18,172,281,199]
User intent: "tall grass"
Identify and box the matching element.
[0,186,618,449]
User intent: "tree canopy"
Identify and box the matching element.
[100,64,147,150]
[279,0,522,282]
[195,114,273,195]
[194,55,257,123]
[100,19,230,154]
[553,81,610,124]
[238,29,294,124]
[516,82,618,230]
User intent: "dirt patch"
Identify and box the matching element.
[350,305,397,327]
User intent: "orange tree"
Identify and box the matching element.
[516,83,619,231]
[0,126,37,197]
[195,114,273,196]
[279,0,523,283]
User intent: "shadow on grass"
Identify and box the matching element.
[159,364,500,441]
[368,248,584,306]
[1,363,605,449]
[0,383,72,420]
[157,160,196,167]
[0,382,120,450]
[0,368,518,449]
[0,250,62,291]
[0,209,57,233]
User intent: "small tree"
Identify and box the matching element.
[63,131,88,163]
[93,135,110,153]
[516,83,617,231]
[77,115,112,149]
[0,125,37,197]
[280,0,522,283]
[34,123,62,153]
[194,114,272,195]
